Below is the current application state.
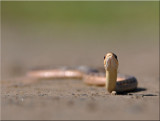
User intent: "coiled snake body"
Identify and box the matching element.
[27,53,138,93]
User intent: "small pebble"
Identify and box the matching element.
[111,91,117,95]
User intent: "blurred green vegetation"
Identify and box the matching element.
[2,1,159,25]
[2,1,159,45]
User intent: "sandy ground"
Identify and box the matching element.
[1,24,159,120]
[1,57,159,120]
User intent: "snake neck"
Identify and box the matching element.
[105,69,117,93]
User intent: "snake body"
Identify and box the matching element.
[27,53,138,93]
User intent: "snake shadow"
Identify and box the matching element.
[117,87,147,95]
[117,87,158,96]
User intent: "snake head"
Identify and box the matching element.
[104,52,119,71]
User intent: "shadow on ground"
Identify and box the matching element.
[117,87,158,96]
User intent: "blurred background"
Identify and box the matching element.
[1,1,159,80]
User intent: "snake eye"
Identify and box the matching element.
[104,56,106,60]
[113,53,118,61]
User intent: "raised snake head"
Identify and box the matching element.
[104,52,119,71]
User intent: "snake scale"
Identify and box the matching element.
[27,53,138,94]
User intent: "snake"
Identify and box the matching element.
[26,52,138,94]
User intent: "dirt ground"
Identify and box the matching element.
[1,46,159,120]
[1,74,159,120]
[1,19,159,120]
